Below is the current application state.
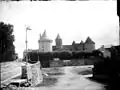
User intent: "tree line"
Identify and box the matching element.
[0,22,18,62]
[26,50,102,61]
[23,50,103,67]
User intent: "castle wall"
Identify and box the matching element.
[84,43,95,52]
[77,45,84,51]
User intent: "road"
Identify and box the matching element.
[35,66,106,90]
[1,61,106,90]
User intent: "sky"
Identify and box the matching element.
[0,0,119,58]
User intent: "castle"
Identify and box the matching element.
[53,34,95,52]
[38,30,95,52]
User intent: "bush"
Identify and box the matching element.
[27,52,53,68]
[52,51,72,60]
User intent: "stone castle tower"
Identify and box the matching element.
[38,30,53,52]
[84,37,95,52]
[55,34,62,49]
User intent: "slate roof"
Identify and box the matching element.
[39,30,52,42]
[80,40,84,45]
[85,37,95,44]
[56,34,61,39]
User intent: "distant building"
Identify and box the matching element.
[38,30,53,52]
[99,45,111,58]
[53,34,95,52]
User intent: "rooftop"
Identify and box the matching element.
[39,30,53,42]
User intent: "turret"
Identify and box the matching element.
[84,36,95,52]
[55,34,62,48]
[38,30,53,52]
[72,41,75,45]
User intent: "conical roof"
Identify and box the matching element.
[72,41,75,45]
[42,30,47,39]
[85,37,95,44]
[40,30,52,41]
[80,40,84,44]
[40,33,42,39]
[41,30,47,40]
[56,34,61,39]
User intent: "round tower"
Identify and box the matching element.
[55,34,62,48]
[38,30,53,52]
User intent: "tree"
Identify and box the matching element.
[0,22,16,62]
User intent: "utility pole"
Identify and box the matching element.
[38,50,39,61]
[26,28,28,65]
[25,25,32,65]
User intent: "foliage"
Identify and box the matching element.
[92,46,120,82]
[58,51,72,60]
[26,49,104,67]
[27,52,52,67]
[0,22,17,62]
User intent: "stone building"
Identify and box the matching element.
[38,30,53,52]
[53,34,95,52]
[55,34,62,49]
[98,45,111,58]
[84,37,95,52]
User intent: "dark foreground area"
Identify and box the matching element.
[88,77,120,90]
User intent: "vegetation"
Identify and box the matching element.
[92,45,120,88]
[25,50,103,67]
[0,22,17,62]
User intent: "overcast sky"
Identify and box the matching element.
[0,1,119,58]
